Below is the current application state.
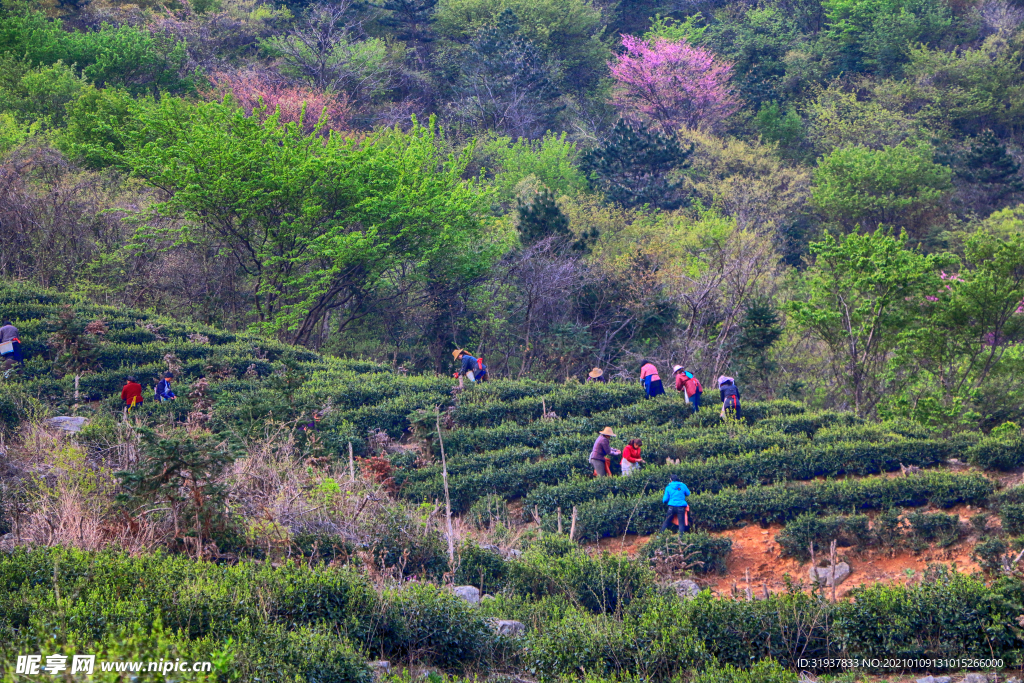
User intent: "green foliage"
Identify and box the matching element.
[776,512,870,560]
[823,0,952,76]
[966,437,1024,471]
[999,503,1024,535]
[567,470,994,541]
[811,143,952,231]
[517,186,572,244]
[788,229,953,416]
[694,659,797,683]
[905,510,960,547]
[580,119,693,210]
[481,131,588,202]
[640,531,732,574]
[0,3,196,95]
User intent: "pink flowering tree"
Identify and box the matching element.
[609,35,740,133]
[207,71,352,136]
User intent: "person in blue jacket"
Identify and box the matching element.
[659,474,691,534]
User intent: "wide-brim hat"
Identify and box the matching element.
[588,367,604,378]
[599,426,616,437]
[717,375,734,387]
[672,365,684,374]
[452,348,466,360]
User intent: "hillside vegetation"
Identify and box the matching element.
[1,283,1024,681]
[3,0,1024,678]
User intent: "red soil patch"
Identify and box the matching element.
[591,504,987,599]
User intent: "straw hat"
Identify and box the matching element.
[588,367,604,379]
[598,426,616,437]
[672,365,684,374]
[452,348,466,360]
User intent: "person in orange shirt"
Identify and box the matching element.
[620,438,644,476]
[121,375,143,408]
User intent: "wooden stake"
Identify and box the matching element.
[745,568,752,601]
[762,583,770,600]
[436,409,455,569]
[569,506,577,542]
[348,442,355,483]
[532,506,543,537]
[557,507,563,534]
[830,539,838,603]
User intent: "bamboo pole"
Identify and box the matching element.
[569,506,577,541]
[557,507,563,534]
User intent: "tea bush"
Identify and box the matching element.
[775,513,872,560]
[639,531,733,574]
[563,472,995,541]
[966,437,1024,471]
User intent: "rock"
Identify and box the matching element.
[962,675,992,683]
[914,677,950,683]
[47,416,87,433]
[453,585,481,605]
[482,593,494,601]
[493,620,526,637]
[808,562,851,587]
[670,579,701,599]
[479,543,502,554]
[504,549,522,559]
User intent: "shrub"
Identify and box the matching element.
[999,503,1024,535]
[906,511,961,548]
[694,659,797,683]
[972,537,1009,575]
[640,531,732,574]
[565,471,995,541]
[775,513,871,560]
[454,541,509,593]
[966,437,1024,471]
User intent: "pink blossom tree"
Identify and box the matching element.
[207,71,352,136]
[609,35,740,133]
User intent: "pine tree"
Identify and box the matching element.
[957,129,1024,208]
[734,298,782,395]
[372,0,437,67]
[580,119,693,210]
[517,186,570,244]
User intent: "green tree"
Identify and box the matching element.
[117,432,236,550]
[517,186,570,244]
[953,130,1024,214]
[733,297,783,396]
[811,142,952,233]
[87,97,502,345]
[787,229,951,416]
[580,119,693,210]
[823,0,952,76]
[433,0,609,95]
[887,227,1024,430]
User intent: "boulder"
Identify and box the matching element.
[493,620,526,637]
[962,675,993,683]
[505,549,523,560]
[47,416,87,433]
[482,593,495,602]
[915,677,950,683]
[453,585,481,605]
[670,579,701,599]
[808,562,850,587]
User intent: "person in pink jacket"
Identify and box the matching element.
[639,360,664,398]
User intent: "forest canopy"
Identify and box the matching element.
[2,0,1024,430]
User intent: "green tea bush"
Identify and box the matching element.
[775,513,871,560]
[640,531,732,574]
[836,566,1024,660]
[525,439,954,518]
[905,511,961,548]
[966,437,1024,470]
[564,472,995,541]
[694,659,797,683]
[454,541,509,593]
[999,503,1024,535]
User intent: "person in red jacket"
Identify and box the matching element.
[121,375,143,408]
[672,365,703,414]
[620,438,644,476]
